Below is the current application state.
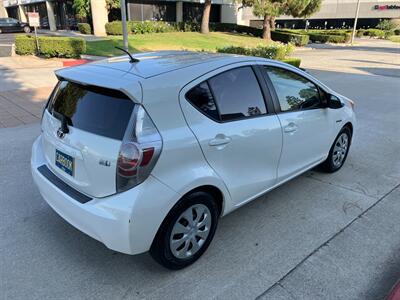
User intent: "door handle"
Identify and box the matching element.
[209,135,231,146]
[284,123,298,133]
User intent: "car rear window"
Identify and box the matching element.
[47,81,135,140]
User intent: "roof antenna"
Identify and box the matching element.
[115,46,140,63]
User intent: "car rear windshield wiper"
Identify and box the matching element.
[52,111,72,134]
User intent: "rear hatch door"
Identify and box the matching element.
[41,78,137,198]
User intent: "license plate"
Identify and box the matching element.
[55,149,74,176]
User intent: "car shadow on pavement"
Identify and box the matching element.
[0,63,52,128]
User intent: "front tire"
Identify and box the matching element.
[322,126,352,173]
[23,26,31,33]
[150,191,219,270]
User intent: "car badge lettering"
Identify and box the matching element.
[99,159,111,167]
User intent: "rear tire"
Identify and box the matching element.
[23,26,31,33]
[150,191,219,270]
[321,126,352,173]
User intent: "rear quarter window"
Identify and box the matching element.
[47,81,135,140]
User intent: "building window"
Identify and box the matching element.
[183,3,221,23]
[127,0,176,22]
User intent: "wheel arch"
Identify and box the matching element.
[181,185,225,217]
[343,122,353,136]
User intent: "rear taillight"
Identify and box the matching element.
[116,106,162,193]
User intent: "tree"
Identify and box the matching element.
[201,0,212,34]
[106,0,120,10]
[287,0,322,19]
[239,0,322,40]
[73,0,91,19]
[241,0,283,40]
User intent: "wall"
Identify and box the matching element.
[241,0,400,22]
[0,1,8,17]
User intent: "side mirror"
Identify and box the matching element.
[322,93,344,109]
[328,94,344,109]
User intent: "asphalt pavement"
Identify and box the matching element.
[0,39,399,299]
[0,33,16,45]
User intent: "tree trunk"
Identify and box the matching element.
[201,0,211,34]
[270,16,275,31]
[262,15,271,40]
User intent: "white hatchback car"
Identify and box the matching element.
[31,51,355,269]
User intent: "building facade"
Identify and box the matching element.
[2,0,76,30]
[245,0,400,28]
[125,0,244,24]
[124,0,399,28]
[2,0,399,35]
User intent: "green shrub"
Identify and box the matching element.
[376,19,397,31]
[384,30,395,39]
[394,29,400,35]
[281,57,301,68]
[15,35,36,55]
[210,23,263,36]
[130,21,175,34]
[15,35,86,58]
[106,20,180,35]
[216,44,290,60]
[177,22,200,32]
[364,29,385,38]
[271,31,309,46]
[105,21,125,35]
[307,33,347,43]
[77,23,91,34]
[277,29,350,43]
[356,29,365,37]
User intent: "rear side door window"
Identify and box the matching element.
[185,81,219,121]
[186,66,267,122]
[208,66,267,121]
[264,67,322,112]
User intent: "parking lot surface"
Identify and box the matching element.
[0,39,399,299]
[0,33,16,45]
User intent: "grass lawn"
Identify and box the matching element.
[86,32,270,56]
[389,36,400,43]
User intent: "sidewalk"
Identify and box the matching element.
[0,87,52,127]
[37,29,107,42]
[0,56,61,128]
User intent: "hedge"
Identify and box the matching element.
[278,29,351,43]
[356,29,365,37]
[271,31,309,46]
[281,57,301,68]
[15,35,86,58]
[216,45,301,67]
[363,29,385,38]
[77,23,91,34]
[307,33,347,43]
[105,21,124,35]
[105,21,263,36]
[216,44,292,61]
[106,20,178,35]
[395,29,400,36]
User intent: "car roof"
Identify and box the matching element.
[83,51,268,79]
[56,50,312,103]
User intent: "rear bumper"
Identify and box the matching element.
[31,136,179,255]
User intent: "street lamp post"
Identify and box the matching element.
[351,0,361,45]
[121,0,129,51]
